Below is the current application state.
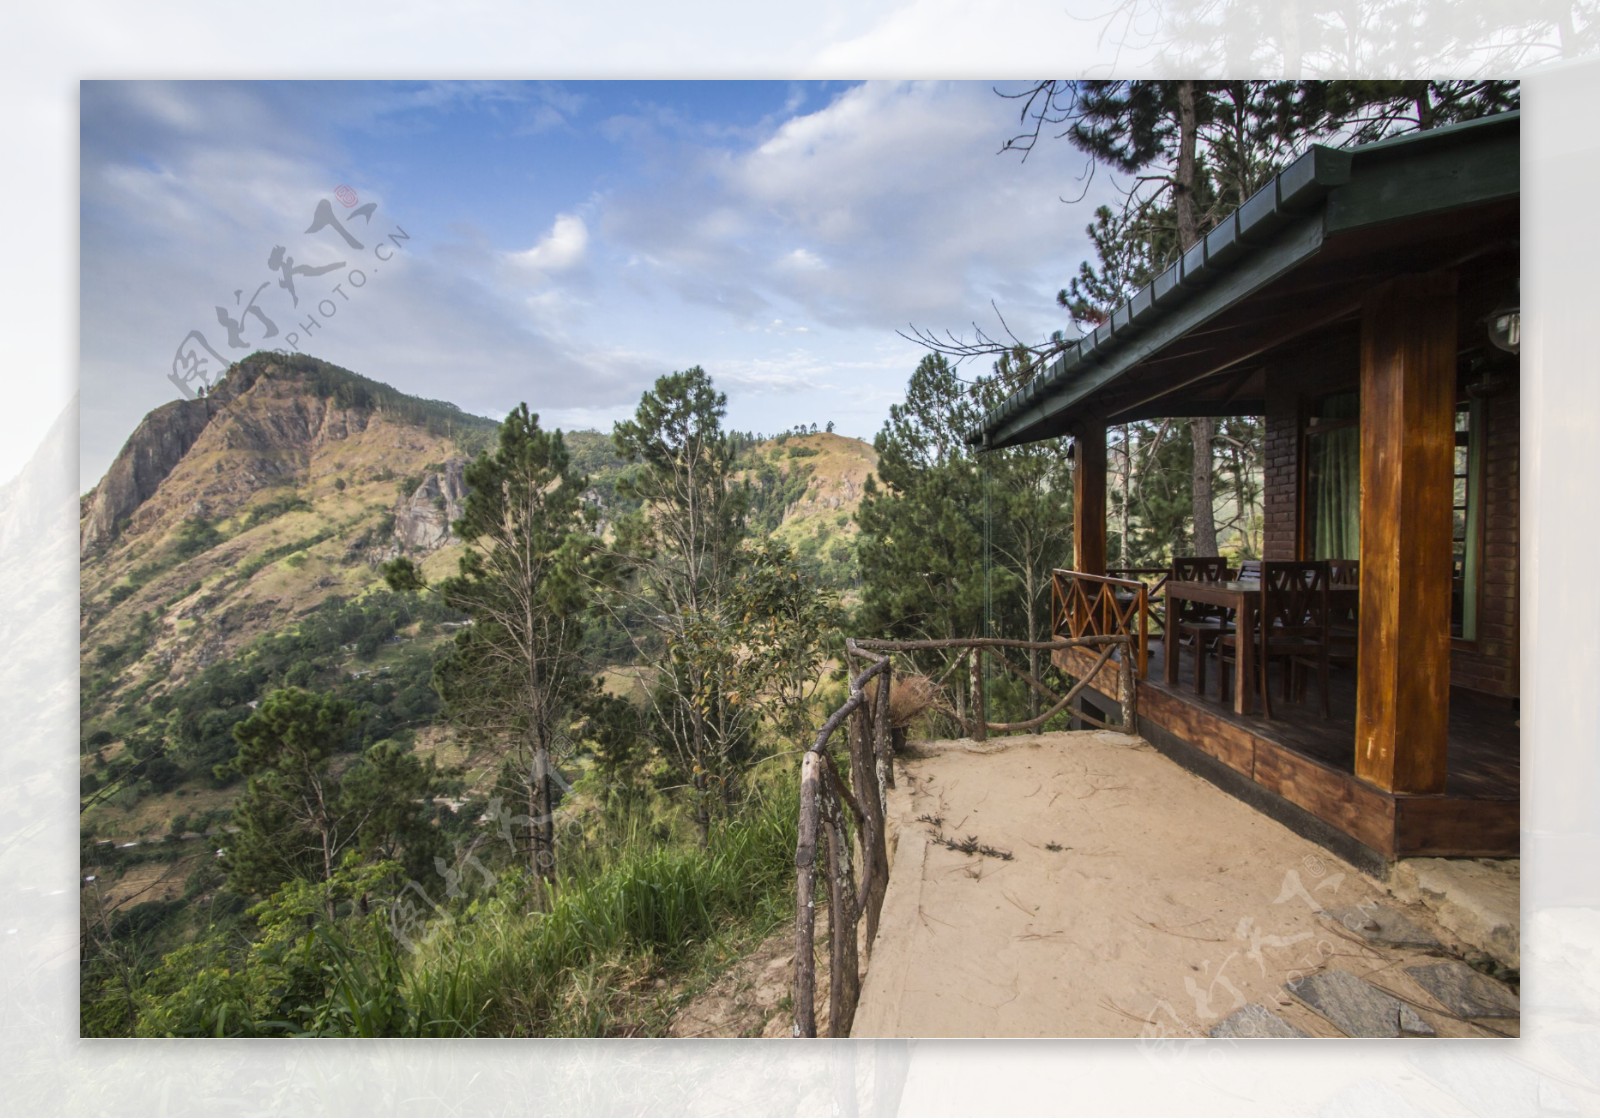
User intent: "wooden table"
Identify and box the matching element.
[1165,579,1262,714]
[1164,579,1359,716]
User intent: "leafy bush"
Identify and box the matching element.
[132,858,411,1037]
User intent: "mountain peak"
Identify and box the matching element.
[80,353,495,557]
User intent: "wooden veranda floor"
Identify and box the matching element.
[1063,637,1520,863]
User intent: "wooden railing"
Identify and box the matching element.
[1107,566,1173,634]
[793,641,892,1039]
[1052,568,1151,679]
[792,631,1138,1037]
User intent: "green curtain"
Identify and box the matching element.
[1307,423,1359,561]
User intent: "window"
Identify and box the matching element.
[1301,391,1483,642]
[1452,399,1484,642]
[1303,392,1359,561]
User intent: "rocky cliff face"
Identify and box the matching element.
[394,459,469,553]
[79,359,392,560]
[79,396,216,556]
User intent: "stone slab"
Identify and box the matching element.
[1208,1003,1308,1038]
[1325,904,1444,951]
[1286,969,1437,1038]
[1405,960,1520,1020]
[1390,857,1519,969]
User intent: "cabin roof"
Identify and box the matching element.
[970,110,1520,449]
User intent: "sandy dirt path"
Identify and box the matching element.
[852,730,1510,1038]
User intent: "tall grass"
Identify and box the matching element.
[404,781,798,1036]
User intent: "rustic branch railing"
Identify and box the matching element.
[793,641,892,1039]
[792,631,1138,1037]
[1052,569,1151,679]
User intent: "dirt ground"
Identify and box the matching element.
[850,730,1515,1039]
[665,928,801,1038]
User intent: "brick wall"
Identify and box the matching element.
[1450,381,1519,698]
[1262,389,1301,561]
[1261,331,1358,561]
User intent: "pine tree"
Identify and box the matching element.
[858,354,1075,722]
[857,354,989,649]
[611,367,756,840]
[390,403,598,887]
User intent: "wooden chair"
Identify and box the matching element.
[1171,557,1232,695]
[1217,560,1332,719]
[1326,558,1359,666]
[1233,558,1262,581]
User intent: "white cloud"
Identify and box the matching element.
[596,81,1110,341]
[509,212,589,273]
[779,248,827,272]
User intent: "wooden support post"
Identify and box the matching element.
[1355,272,1457,794]
[1073,419,1108,576]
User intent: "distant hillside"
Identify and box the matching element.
[739,431,878,595]
[80,355,878,754]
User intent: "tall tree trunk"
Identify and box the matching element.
[1025,563,1041,722]
[311,778,337,920]
[1227,426,1256,556]
[1120,424,1133,567]
[693,769,711,847]
[530,739,556,888]
[688,671,712,848]
[1174,81,1200,251]
[1174,82,1218,557]
[1190,415,1218,555]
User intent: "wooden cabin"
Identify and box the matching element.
[971,112,1520,868]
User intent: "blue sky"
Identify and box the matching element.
[79,80,1110,485]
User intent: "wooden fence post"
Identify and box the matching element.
[970,647,987,742]
[848,698,885,960]
[874,661,893,791]
[1122,636,1138,734]
[822,789,860,1036]
[793,752,821,1037]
